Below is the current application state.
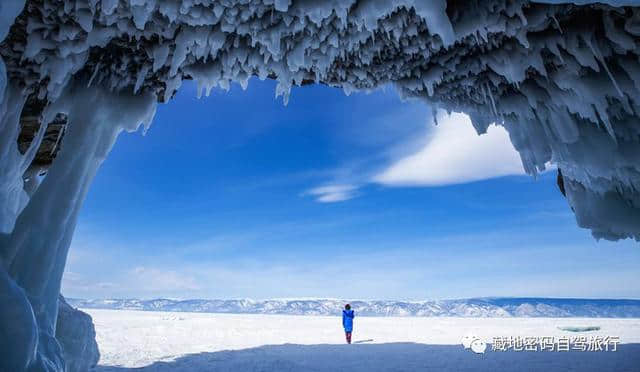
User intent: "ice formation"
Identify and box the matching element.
[55,296,100,372]
[0,1,639,371]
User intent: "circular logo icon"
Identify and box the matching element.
[461,334,487,354]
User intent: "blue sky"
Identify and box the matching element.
[62,79,640,300]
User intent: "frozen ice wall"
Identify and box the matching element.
[0,1,639,371]
[56,296,100,372]
[0,79,155,370]
[1,3,156,366]
[0,0,26,234]
[2,0,638,239]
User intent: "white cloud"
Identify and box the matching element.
[62,236,640,300]
[374,111,525,186]
[305,184,358,203]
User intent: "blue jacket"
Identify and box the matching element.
[342,309,354,332]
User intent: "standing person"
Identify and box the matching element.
[342,304,355,344]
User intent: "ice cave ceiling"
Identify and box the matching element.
[2,0,640,242]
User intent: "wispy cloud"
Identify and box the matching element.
[305,184,359,203]
[62,226,640,300]
[305,110,526,202]
[373,111,525,186]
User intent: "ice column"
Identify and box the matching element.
[0,82,156,372]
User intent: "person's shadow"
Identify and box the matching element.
[92,342,640,372]
[352,339,374,344]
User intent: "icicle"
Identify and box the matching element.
[592,103,618,143]
[484,82,498,117]
[87,61,101,88]
[583,34,623,98]
[0,84,29,234]
[596,53,624,98]
[516,6,527,26]
[134,65,150,94]
[551,14,563,34]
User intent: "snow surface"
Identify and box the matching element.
[89,309,640,371]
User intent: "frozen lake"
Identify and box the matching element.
[88,309,640,371]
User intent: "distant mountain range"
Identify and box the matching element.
[66,297,640,318]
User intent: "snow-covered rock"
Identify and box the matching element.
[1,1,640,371]
[55,296,100,372]
[67,297,640,318]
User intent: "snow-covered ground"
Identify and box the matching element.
[88,309,640,371]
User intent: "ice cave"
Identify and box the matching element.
[0,0,639,371]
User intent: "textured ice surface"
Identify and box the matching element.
[56,296,100,372]
[89,310,640,370]
[0,1,640,371]
[0,81,155,371]
[1,0,639,240]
